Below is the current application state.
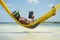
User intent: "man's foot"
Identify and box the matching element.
[13,10,20,19]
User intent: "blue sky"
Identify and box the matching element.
[0,0,60,22]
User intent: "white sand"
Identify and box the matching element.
[0,24,60,40]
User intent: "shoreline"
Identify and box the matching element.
[0,22,60,24]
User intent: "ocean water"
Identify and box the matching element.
[0,23,60,40]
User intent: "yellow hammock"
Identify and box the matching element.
[0,0,60,29]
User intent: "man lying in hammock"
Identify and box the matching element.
[12,10,34,24]
[12,6,55,25]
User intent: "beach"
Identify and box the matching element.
[0,23,60,40]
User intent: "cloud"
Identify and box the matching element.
[27,0,39,4]
[48,4,54,7]
[7,3,13,6]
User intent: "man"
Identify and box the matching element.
[12,10,34,24]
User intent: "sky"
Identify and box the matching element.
[0,0,60,22]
